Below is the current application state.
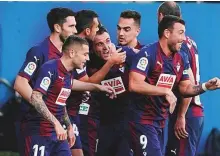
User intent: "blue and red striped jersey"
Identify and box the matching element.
[21,59,73,137]
[17,37,62,121]
[129,41,190,128]
[180,36,204,117]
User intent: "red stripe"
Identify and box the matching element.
[34,88,47,95]
[179,138,187,156]
[115,87,123,92]
[157,82,173,85]
[25,136,31,156]
[88,118,97,156]
[18,73,31,81]
[57,97,67,103]
[130,69,147,77]
[157,84,172,89]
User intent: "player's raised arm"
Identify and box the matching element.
[128,47,177,113]
[71,79,116,99]
[179,77,220,97]
[88,47,126,84]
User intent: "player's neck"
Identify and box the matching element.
[49,33,63,52]
[127,38,138,49]
[77,33,86,39]
[60,56,74,72]
[159,39,172,57]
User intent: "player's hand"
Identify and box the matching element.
[109,43,117,55]
[109,48,126,65]
[54,122,67,141]
[165,90,177,114]
[174,116,188,139]
[97,85,116,99]
[205,77,220,90]
[67,125,76,148]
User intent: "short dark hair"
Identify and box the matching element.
[62,35,89,52]
[158,15,185,39]
[96,25,108,35]
[75,10,99,34]
[120,10,141,26]
[158,2,181,17]
[47,7,76,32]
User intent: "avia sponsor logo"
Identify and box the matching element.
[156,74,176,90]
[101,76,125,94]
[55,88,71,106]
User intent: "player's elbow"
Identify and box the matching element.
[14,76,28,91]
[14,76,21,91]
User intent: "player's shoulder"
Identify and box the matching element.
[183,36,198,50]
[27,37,49,56]
[138,41,158,56]
[40,59,58,71]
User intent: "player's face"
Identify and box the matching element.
[167,22,185,53]
[60,16,77,43]
[93,32,112,61]
[117,17,140,46]
[87,17,99,41]
[72,44,89,69]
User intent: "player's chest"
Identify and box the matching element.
[149,56,184,86]
[101,64,129,95]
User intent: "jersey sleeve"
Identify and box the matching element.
[33,64,55,95]
[130,48,150,77]
[120,46,137,66]
[74,66,87,79]
[18,47,44,81]
[180,51,190,81]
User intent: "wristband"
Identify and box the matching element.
[202,83,208,91]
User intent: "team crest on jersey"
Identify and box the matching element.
[24,62,36,76]
[55,88,71,105]
[176,62,181,72]
[101,77,125,94]
[156,74,176,90]
[137,57,148,71]
[40,77,51,91]
[119,66,125,73]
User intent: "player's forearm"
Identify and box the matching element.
[30,91,59,126]
[14,76,32,102]
[72,79,100,91]
[129,80,169,96]
[177,97,192,118]
[88,60,113,84]
[63,107,71,129]
[181,84,205,97]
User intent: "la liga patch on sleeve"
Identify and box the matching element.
[40,77,51,91]
[24,62,37,76]
[137,57,148,71]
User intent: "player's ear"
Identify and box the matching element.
[69,49,75,58]
[136,27,141,37]
[85,28,91,36]
[164,29,170,39]
[54,24,62,33]
[158,12,164,23]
